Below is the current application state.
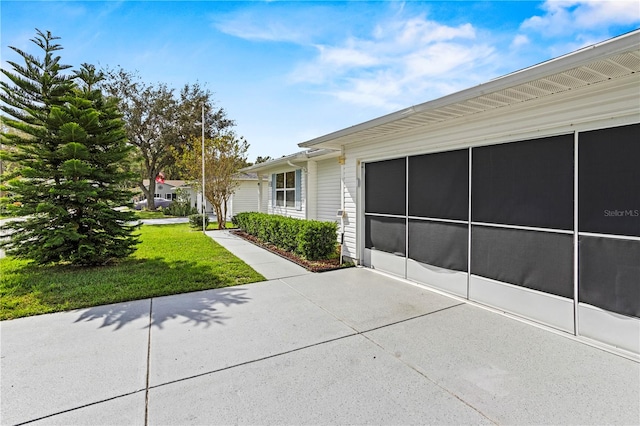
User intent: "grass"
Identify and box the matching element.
[133,210,175,219]
[0,224,265,320]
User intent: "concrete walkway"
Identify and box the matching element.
[1,231,638,425]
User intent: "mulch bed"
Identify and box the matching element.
[230,230,354,273]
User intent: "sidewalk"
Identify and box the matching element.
[1,230,638,425]
[206,229,310,279]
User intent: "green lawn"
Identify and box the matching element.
[133,210,175,219]
[0,224,265,320]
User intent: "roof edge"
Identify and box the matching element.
[299,29,640,149]
[240,148,340,173]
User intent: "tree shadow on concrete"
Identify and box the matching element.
[68,257,255,330]
[73,286,252,331]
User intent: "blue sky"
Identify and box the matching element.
[2,1,639,161]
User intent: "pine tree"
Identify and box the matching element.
[0,30,139,265]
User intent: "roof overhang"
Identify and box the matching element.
[299,30,640,150]
[241,148,340,174]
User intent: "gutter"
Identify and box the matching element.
[241,148,340,174]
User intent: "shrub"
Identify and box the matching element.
[297,220,339,260]
[189,214,209,229]
[234,212,337,260]
[164,201,198,217]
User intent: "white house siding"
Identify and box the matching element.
[259,179,268,213]
[315,158,341,223]
[267,166,306,220]
[337,74,640,355]
[342,156,359,261]
[230,180,260,217]
[341,74,640,263]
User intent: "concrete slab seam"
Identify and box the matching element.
[146,332,359,392]
[357,303,467,334]
[273,281,499,422]
[12,389,147,426]
[144,298,153,426]
[273,273,312,280]
[359,331,499,425]
[280,277,466,333]
[146,301,468,394]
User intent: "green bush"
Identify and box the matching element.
[164,201,198,217]
[234,212,337,260]
[297,220,339,260]
[189,214,209,229]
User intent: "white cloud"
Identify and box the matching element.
[388,17,476,45]
[215,17,309,44]
[290,15,494,109]
[511,34,530,49]
[513,0,640,61]
[212,6,337,45]
[521,0,640,36]
[317,44,381,69]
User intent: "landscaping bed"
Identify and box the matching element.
[231,230,353,273]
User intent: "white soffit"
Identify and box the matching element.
[299,32,640,150]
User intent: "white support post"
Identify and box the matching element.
[202,104,206,232]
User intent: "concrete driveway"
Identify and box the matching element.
[1,231,638,425]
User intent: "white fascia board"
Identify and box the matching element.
[240,148,340,174]
[299,29,640,149]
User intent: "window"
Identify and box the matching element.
[275,171,296,207]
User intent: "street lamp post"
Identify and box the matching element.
[201,104,206,233]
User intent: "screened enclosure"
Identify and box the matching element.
[363,123,639,353]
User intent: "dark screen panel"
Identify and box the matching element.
[365,216,406,256]
[471,226,573,298]
[579,123,640,237]
[579,236,640,318]
[408,220,468,272]
[408,149,469,220]
[472,134,574,230]
[365,158,406,216]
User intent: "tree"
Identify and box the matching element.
[102,68,234,210]
[174,134,249,229]
[0,30,139,265]
[255,156,272,164]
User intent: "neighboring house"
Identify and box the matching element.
[140,174,262,218]
[241,149,342,223]
[139,180,188,202]
[228,172,268,217]
[249,31,640,356]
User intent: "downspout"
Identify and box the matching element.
[286,160,306,173]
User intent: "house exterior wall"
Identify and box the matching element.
[230,180,261,217]
[267,166,306,220]
[153,183,178,200]
[315,158,341,223]
[339,73,639,355]
[342,74,639,262]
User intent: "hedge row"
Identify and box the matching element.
[233,212,337,260]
